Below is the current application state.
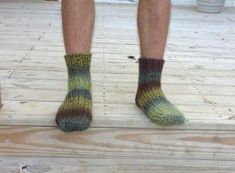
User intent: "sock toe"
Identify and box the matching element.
[57,117,91,132]
[56,108,92,132]
[157,114,185,126]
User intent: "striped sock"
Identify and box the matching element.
[56,53,92,132]
[135,58,185,126]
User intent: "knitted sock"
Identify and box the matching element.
[135,58,185,126]
[56,53,92,132]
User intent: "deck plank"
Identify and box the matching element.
[0,126,234,160]
[0,156,234,173]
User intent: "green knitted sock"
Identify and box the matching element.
[135,58,185,126]
[56,53,92,132]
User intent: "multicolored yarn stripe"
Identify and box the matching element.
[135,58,185,126]
[56,53,92,132]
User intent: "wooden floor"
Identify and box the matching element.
[0,1,235,172]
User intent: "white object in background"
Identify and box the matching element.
[196,0,226,13]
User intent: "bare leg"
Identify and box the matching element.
[56,0,95,132]
[62,0,95,54]
[138,0,171,59]
[136,0,185,126]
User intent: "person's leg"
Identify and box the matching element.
[56,0,95,132]
[138,0,170,59]
[136,0,185,125]
[62,0,95,54]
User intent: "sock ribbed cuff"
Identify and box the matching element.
[138,57,165,74]
[138,58,165,87]
[64,53,92,67]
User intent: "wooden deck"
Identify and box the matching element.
[0,1,235,172]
